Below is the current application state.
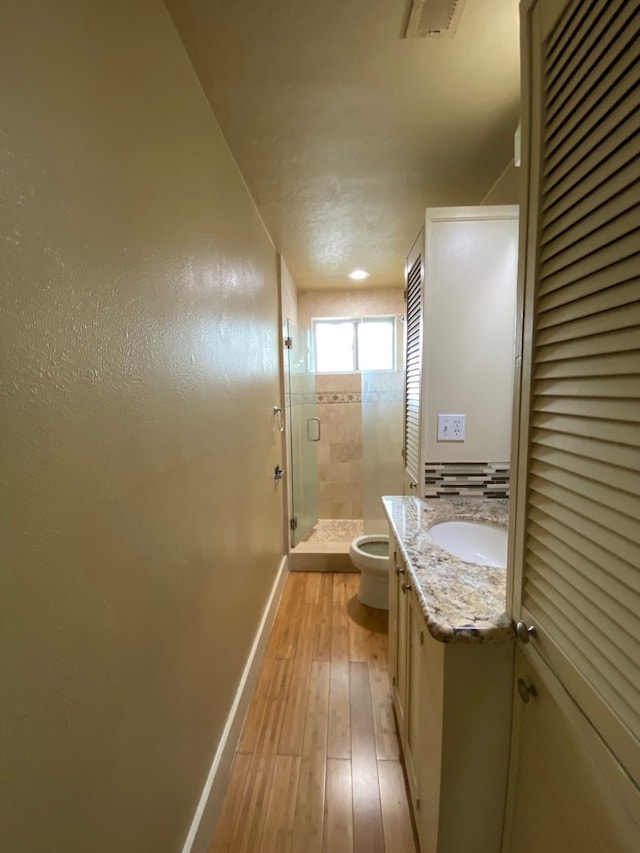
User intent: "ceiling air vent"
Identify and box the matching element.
[403,0,467,38]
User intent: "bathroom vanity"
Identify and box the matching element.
[383,495,514,853]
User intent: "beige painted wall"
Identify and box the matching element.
[0,2,284,852]
[298,287,404,329]
[482,160,521,205]
[423,209,519,463]
[280,256,299,325]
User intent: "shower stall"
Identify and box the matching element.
[287,316,404,569]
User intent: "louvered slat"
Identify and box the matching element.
[536,255,638,311]
[534,374,638,398]
[524,570,640,737]
[538,231,639,292]
[543,132,640,221]
[540,182,640,262]
[527,517,638,607]
[520,0,640,773]
[545,38,640,174]
[403,246,423,483]
[530,424,639,462]
[535,349,640,380]
[535,300,640,344]
[529,468,640,544]
[542,163,638,234]
[536,279,639,328]
[543,0,597,81]
[531,411,639,448]
[540,213,640,281]
[529,493,640,574]
[545,1,637,144]
[544,105,639,199]
[536,323,639,360]
[526,556,640,687]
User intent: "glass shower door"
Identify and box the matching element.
[286,319,318,546]
[361,315,405,534]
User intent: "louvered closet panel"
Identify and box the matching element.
[521,0,640,781]
[403,238,423,486]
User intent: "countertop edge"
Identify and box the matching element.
[383,495,514,645]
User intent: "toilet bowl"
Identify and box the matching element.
[349,535,390,610]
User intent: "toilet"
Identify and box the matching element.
[349,535,390,609]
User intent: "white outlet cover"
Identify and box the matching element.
[437,414,466,441]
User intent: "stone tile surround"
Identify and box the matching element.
[316,373,363,519]
[290,518,362,572]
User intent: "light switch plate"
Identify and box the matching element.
[437,414,466,441]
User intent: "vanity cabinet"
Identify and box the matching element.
[389,539,514,853]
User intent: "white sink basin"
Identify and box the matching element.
[429,521,507,568]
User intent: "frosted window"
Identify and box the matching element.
[313,317,395,373]
[314,321,355,372]
[358,320,394,370]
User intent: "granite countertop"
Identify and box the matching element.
[382,495,513,644]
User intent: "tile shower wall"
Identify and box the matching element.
[316,373,362,519]
[423,461,510,498]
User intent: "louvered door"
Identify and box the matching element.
[403,230,424,492]
[505,0,640,846]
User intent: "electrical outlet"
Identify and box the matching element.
[437,414,466,441]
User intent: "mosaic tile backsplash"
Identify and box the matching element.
[424,461,510,498]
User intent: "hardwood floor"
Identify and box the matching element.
[208,572,417,853]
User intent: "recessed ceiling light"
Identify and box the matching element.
[348,269,369,280]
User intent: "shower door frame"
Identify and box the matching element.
[285,319,318,547]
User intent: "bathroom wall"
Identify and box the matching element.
[0,3,284,852]
[298,288,404,519]
[482,159,521,205]
[280,256,299,325]
[297,287,405,326]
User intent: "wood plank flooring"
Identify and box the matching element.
[208,572,417,853]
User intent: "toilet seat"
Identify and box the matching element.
[350,536,390,570]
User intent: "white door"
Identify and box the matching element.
[504,0,640,848]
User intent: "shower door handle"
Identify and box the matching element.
[273,406,285,433]
[307,417,321,442]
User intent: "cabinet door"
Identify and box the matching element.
[388,542,399,687]
[508,0,640,843]
[389,540,409,738]
[394,567,409,738]
[504,650,640,853]
[405,588,424,810]
[416,620,445,853]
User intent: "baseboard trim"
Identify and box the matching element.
[181,554,289,853]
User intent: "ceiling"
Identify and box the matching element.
[166,0,521,290]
